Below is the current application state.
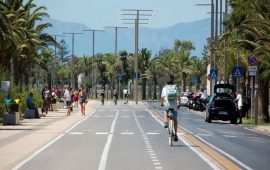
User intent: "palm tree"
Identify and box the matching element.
[173,40,194,92]
[219,0,270,122]
[139,48,152,100]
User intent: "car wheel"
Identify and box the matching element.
[206,113,212,123]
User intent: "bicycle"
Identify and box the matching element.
[101,96,104,105]
[167,108,175,146]
[114,96,117,105]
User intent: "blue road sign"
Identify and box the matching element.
[210,69,218,79]
[232,66,243,78]
[133,72,140,79]
[248,57,257,65]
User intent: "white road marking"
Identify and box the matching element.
[121,132,134,135]
[136,115,145,118]
[69,132,83,135]
[121,115,131,118]
[223,135,237,138]
[195,135,253,170]
[98,111,119,170]
[96,132,109,135]
[12,111,96,170]
[134,111,162,169]
[12,134,64,170]
[147,132,160,135]
[146,109,221,170]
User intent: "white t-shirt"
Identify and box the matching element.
[64,89,71,101]
[161,85,179,111]
[236,93,243,109]
[123,89,128,95]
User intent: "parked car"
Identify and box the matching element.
[205,84,237,124]
[180,92,188,107]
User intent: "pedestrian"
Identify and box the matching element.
[64,85,72,116]
[100,87,105,105]
[123,88,129,104]
[235,91,243,124]
[73,90,79,108]
[79,86,87,116]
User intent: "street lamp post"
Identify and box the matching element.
[120,9,153,104]
[83,29,104,98]
[62,32,83,89]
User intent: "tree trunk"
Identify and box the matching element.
[259,78,269,122]
[182,72,187,92]
[142,78,147,100]
[153,79,157,100]
[11,55,19,86]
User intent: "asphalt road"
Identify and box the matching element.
[14,101,220,170]
[148,101,270,170]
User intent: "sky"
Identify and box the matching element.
[35,0,211,29]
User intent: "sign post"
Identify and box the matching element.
[248,57,258,124]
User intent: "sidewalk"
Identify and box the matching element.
[0,102,95,170]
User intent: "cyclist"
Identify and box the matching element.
[113,88,118,105]
[160,75,180,142]
[100,87,105,105]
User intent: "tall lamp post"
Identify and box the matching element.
[62,32,83,89]
[120,9,153,104]
[83,29,104,98]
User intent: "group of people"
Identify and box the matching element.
[25,84,88,118]
[99,87,129,105]
[63,85,88,116]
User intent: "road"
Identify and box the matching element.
[149,101,270,170]
[13,101,222,170]
[11,100,270,170]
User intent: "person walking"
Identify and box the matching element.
[123,88,128,104]
[235,91,243,124]
[64,85,72,116]
[79,86,87,116]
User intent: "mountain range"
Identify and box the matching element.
[43,17,210,58]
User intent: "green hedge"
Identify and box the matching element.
[0,87,43,123]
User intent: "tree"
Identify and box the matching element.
[139,48,152,100]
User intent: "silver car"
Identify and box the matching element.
[180,92,188,107]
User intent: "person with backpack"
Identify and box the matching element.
[160,75,180,142]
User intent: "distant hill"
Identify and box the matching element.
[43,17,210,58]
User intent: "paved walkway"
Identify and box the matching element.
[0,101,95,170]
[0,100,269,170]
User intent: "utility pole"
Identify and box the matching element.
[51,34,65,88]
[193,2,215,94]
[62,32,83,89]
[121,9,153,104]
[83,29,104,98]
[104,26,128,55]
[224,0,228,83]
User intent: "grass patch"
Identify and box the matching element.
[241,117,270,126]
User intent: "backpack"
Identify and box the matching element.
[166,85,177,99]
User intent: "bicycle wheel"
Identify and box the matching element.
[168,119,174,146]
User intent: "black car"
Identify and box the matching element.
[205,84,237,124]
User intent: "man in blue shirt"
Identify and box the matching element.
[27,92,40,118]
